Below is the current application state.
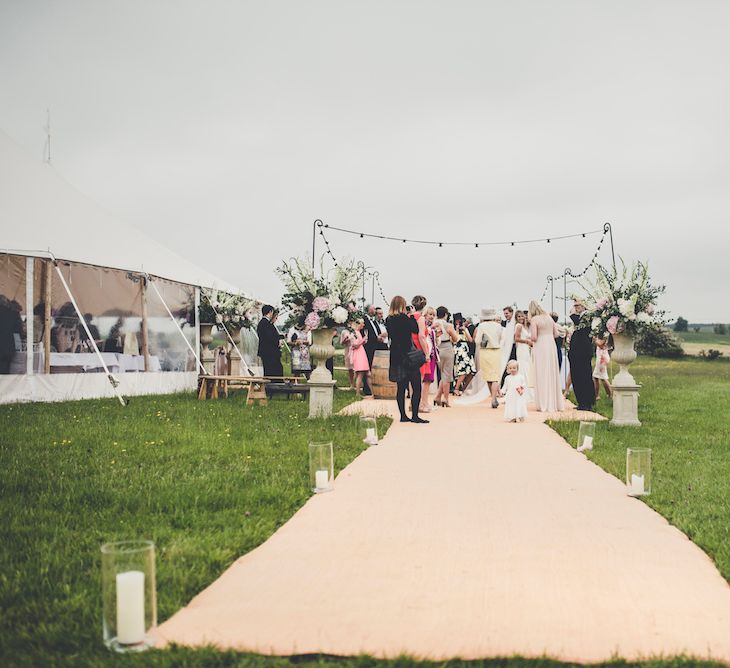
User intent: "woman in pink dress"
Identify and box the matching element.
[528,300,565,413]
[349,318,372,397]
[420,306,438,413]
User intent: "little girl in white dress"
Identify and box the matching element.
[501,360,528,422]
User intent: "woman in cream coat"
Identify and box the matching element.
[472,307,503,408]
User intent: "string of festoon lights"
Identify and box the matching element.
[539,223,615,303]
[313,219,615,311]
[313,219,605,249]
[318,225,389,305]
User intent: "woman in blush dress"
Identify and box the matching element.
[528,300,565,413]
[513,309,534,405]
[433,306,459,408]
[349,318,371,397]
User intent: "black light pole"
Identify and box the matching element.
[547,275,554,313]
[563,268,572,325]
[312,219,323,272]
[356,261,366,308]
[371,271,379,305]
[603,222,616,272]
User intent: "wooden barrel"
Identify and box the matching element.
[371,350,397,399]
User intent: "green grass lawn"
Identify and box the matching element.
[553,356,730,583]
[0,373,389,667]
[2,360,728,667]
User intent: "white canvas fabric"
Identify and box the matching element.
[0,130,240,293]
[0,372,196,404]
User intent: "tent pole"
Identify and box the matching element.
[52,259,127,406]
[25,257,34,375]
[145,274,207,375]
[43,260,52,374]
[140,277,151,372]
[194,287,201,372]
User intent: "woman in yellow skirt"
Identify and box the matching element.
[472,307,503,408]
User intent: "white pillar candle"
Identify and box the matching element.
[315,469,329,490]
[116,570,145,645]
[630,473,645,496]
[582,435,593,450]
[366,427,377,444]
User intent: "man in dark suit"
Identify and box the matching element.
[363,304,388,395]
[257,304,283,378]
[500,305,517,385]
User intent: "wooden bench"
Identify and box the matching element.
[197,375,309,405]
[266,379,311,400]
[198,375,270,404]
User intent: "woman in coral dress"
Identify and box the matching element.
[528,300,565,413]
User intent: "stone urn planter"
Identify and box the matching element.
[309,327,336,382]
[200,323,215,375]
[611,332,638,387]
[308,327,336,418]
[610,332,641,427]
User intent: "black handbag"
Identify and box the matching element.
[406,344,426,368]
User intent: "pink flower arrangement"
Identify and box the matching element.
[304,311,321,329]
[606,315,619,334]
[596,297,609,310]
[312,296,331,312]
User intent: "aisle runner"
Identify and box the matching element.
[158,403,730,662]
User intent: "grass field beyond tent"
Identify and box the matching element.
[2,359,729,667]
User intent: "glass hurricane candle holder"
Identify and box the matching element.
[576,421,596,452]
[360,416,379,446]
[101,540,157,652]
[626,448,652,497]
[309,441,334,493]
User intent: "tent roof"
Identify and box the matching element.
[0,129,241,293]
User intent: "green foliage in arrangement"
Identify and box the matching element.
[553,356,730,585]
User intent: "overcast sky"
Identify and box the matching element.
[1,0,728,321]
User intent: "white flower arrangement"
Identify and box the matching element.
[276,257,362,329]
[578,260,666,337]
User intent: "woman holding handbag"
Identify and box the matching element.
[385,295,429,424]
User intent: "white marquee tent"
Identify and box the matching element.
[0,129,257,404]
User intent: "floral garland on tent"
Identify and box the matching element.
[276,257,362,329]
[577,261,666,337]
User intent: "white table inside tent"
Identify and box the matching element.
[46,352,161,373]
[9,352,159,374]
